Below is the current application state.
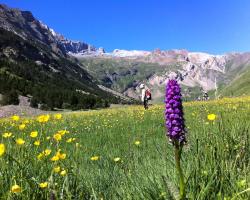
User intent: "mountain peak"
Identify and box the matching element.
[0,4,97,55]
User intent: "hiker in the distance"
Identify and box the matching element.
[139,83,152,110]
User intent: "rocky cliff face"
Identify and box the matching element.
[0,4,95,55]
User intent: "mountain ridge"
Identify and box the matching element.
[0,4,135,109]
[76,50,250,102]
[0,4,97,55]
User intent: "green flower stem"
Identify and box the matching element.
[174,142,186,200]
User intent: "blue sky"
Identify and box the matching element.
[2,0,250,54]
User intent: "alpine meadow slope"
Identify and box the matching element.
[0,97,249,199]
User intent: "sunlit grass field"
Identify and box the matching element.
[0,97,250,200]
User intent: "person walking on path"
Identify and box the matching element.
[139,84,151,110]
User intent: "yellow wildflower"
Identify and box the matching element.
[53,133,62,141]
[11,184,21,193]
[53,166,61,173]
[34,140,40,146]
[51,155,60,161]
[207,114,216,121]
[66,138,73,143]
[60,170,67,176]
[134,141,140,145]
[43,149,51,156]
[39,182,48,188]
[19,124,26,130]
[37,153,44,160]
[90,156,99,161]
[30,131,38,138]
[2,132,12,138]
[55,151,66,160]
[57,130,67,136]
[59,153,66,160]
[114,157,121,162]
[23,119,29,124]
[37,114,50,123]
[0,143,5,156]
[16,138,25,145]
[11,115,20,121]
[54,113,62,120]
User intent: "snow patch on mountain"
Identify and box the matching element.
[49,28,57,37]
[111,49,151,57]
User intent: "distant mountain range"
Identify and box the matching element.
[76,50,250,101]
[1,4,250,105]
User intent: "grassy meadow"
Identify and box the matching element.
[0,97,250,200]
